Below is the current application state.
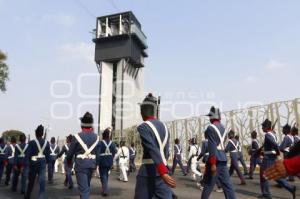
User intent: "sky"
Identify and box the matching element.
[0,0,299,138]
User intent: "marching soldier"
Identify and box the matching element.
[248,130,261,179]
[25,125,50,199]
[134,93,176,199]
[12,134,29,194]
[291,126,299,144]
[226,131,246,185]
[279,124,294,181]
[98,127,116,196]
[48,137,60,184]
[5,136,16,186]
[171,138,187,176]
[188,137,202,186]
[201,106,236,199]
[115,140,129,182]
[235,135,249,175]
[58,135,73,189]
[0,137,8,184]
[258,119,296,199]
[129,142,137,172]
[280,124,294,157]
[67,112,99,199]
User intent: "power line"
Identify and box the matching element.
[106,0,119,12]
[73,0,97,18]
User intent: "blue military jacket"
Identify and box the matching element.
[173,144,182,160]
[263,132,279,158]
[97,139,116,168]
[14,143,29,167]
[49,144,60,161]
[137,119,170,177]
[6,144,16,164]
[225,138,239,159]
[198,140,209,163]
[0,143,8,163]
[67,131,99,171]
[251,139,260,157]
[205,123,227,163]
[129,147,136,160]
[27,138,50,165]
[279,134,294,155]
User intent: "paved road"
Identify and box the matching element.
[0,171,299,199]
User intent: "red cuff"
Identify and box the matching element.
[284,156,300,176]
[209,156,217,165]
[156,163,168,176]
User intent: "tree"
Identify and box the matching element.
[1,130,25,142]
[0,50,9,92]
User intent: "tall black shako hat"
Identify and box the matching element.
[261,119,272,129]
[80,112,94,128]
[206,106,221,120]
[35,125,44,137]
[282,124,291,132]
[140,93,158,107]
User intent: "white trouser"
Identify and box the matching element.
[54,160,59,173]
[61,155,66,174]
[119,159,128,182]
[191,157,202,181]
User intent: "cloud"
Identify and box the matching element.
[265,59,287,70]
[59,42,94,65]
[244,75,257,84]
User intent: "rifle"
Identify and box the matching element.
[56,136,59,145]
[157,96,161,120]
[44,125,49,140]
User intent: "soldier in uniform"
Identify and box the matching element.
[226,131,246,185]
[67,112,99,199]
[58,135,73,189]
[25,125,50,199]
[48,137,60,184]
[171,138,187,176]
[12,134,29,194]
[98,127,116,196]
[248,130,260,179]
[5,136,16,186]
[0,137,8,184]
[134,93,176,199]
[129,142,137,172]
[235,135,249,175]
[258,119,296,199]
[201,106,236,199]
[115,140,129,182]
[291,126,299,144]
[279,124,294,181]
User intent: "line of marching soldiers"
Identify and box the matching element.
[0,113,138,199]
[170,106,299,199]
[1,94,299,199]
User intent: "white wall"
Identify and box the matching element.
[115,59,144,133]
[99,62,113,130]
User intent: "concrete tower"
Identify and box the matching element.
[93,11,148,136]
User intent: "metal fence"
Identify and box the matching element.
[112,98,300,164]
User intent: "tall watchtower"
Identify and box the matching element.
[93,11,148,136]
